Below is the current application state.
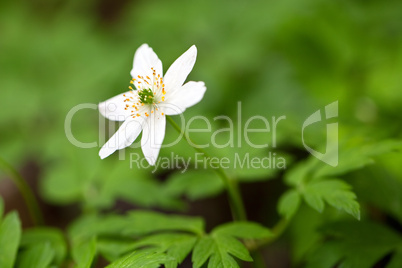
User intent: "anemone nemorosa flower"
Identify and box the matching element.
[99,44,206,165]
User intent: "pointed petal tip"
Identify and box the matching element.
[189,45,197,56]
[99,147,114,160]
[138,43,150,49]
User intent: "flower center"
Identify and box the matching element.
[123,68,167,119]
[138,88,155,104]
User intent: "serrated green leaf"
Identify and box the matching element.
[164,235,197,268]
[212,221,272,239]
[124,211,204,236]
[192,237,215,268]
[302,179,360,219]
[278,189,301,219]
[325,190,360,220]
[213,234,253,262]
[21,227,67,265]
[129,233,197,268]
[192,235,242,268]
[192,223,258,268]
[16,242,55,268]
[71,236,97,268]
[106,250,173,268]
[97,239,137,262]
[208,249,239,268]
[0,211,21,268]
[164,170,224,201]
[303,190,325,213]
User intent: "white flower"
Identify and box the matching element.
[98,44,206,165]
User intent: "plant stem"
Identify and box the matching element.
[166,116,247,221]
[248,217,289,251]
[0,157,44,225]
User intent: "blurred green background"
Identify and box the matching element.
[1,0,402,266]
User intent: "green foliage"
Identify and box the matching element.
[307,221,402,268]
[66,211,271,267]
[351,164,402,224]
[279,139,402,220]
[20,228,67,265]
[278,189,301,220]
[164,170,224,201]
[107,250,173,268]
[123,211,205,236]
[40,148,183,211]
[192,222,272,267]
[303,179,360,219]
[0,211,21,268]
[212,222,272,239]
[71,237,97,268]
[16,243,55,268]
[128,233,197,268]
[279,177,360,220]
[1,0,402,267]
[67,211,204,266]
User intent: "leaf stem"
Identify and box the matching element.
[248,217,289,251]
[0,157,44,225]
[166,116,247,221]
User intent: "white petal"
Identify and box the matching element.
[164,45,197,94]
[99,117,145,159]
[130,44,163,80]
[99,92,131,121]
[141,111,166,165]
[162,81,206,115]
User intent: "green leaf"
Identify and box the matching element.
[68,214,129,239]
[192,222,266,267]
[164,235,197,268]
[213,222,272,239]
[303,189,325,213]
[302,179,360,219]
[0,211,21,268]
[278,189,301,219]
[387,248,402,268]
[351,166,402,223]
[164,170,224,201]
[192,236,215,268]
[284,159,316,187]
[71,236,97,268]
[124,211,205,236]
[20,227,67,265]
[284,140,402,189]
[212,234,253,262]
[16,243,55,268]
[97,239,137,262]
[106,250,173,268]
[307,221,402,268]
[313,140,402,179]
[130,233,197,268]
[192,234,251,268]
